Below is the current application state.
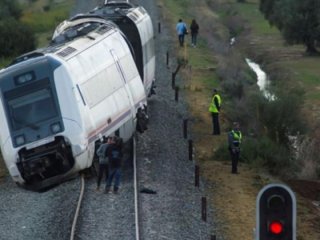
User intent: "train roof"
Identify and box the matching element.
[52,17,117,43]
[7,1,150,69]
[76,2,148,25]
[103,0,135,9]
[9,19,118,67]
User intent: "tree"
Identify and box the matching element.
[0,19,36,57]
[281,0,320,54]
[259,0,283,27]
[0,0,36,58]
[259,0,320,54]
[0,0,22,20]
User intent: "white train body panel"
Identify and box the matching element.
[65,2,156,96]
[0,19,148,189]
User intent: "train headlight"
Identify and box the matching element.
[50,122,62,133]
[14,71,35,85]
[15,135,25,146]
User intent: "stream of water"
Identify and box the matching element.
[245,58,275,101]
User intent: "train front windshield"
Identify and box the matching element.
[5,79,58,131]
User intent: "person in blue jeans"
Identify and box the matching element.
[95,137,112,191]
[105,136,123,194]
[176,19,187,47]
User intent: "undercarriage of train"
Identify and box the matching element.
[17,137,74,188]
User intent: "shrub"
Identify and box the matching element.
[242,135,295,176]
[0,0,22,20]
[258,87,306,147]
[0,19,35,57]
[297,126,320,179]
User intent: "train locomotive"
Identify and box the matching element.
[0,1,155,190]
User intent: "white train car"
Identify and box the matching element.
[0,18,148,190]
[54,0,156,96]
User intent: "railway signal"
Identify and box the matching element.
[256,183,296,240]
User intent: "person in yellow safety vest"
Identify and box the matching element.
[208,89,222,135]
[228,122,242,174]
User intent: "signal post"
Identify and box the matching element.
[256,183,296,240]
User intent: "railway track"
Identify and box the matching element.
[70,137,141,240]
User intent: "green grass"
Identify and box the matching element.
[188,47,216,68]
[163,0,191,18]
[188,47,218,89]
[36,32,54,48]
[201,72,219,88]
[237,4,278,35]
[277,57,320,102]
[0,58,12,68]
[21,0,75,34]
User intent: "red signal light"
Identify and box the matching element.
[257,184,296,240]
[269,221,283,235]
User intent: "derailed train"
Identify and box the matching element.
[0,1,155,190]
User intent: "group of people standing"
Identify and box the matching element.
[176,19,199,47]
[208,89,242,174]
[176,17,242,173]
[96,136,123,194]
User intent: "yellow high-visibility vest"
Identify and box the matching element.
[231,130,242,144]
[209,94,221,113]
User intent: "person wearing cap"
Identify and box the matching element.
[208,89,222,135]
[228,122,242,174]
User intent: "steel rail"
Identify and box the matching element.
[133,136,140,240]
[70,174,85,240]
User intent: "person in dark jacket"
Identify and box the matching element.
[95,137,111,191]
[105,136,123,194]
[228,122,242,174]
[190,19,199,47]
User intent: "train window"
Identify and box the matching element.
[5,80,58,131]
[81,64,123,108]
